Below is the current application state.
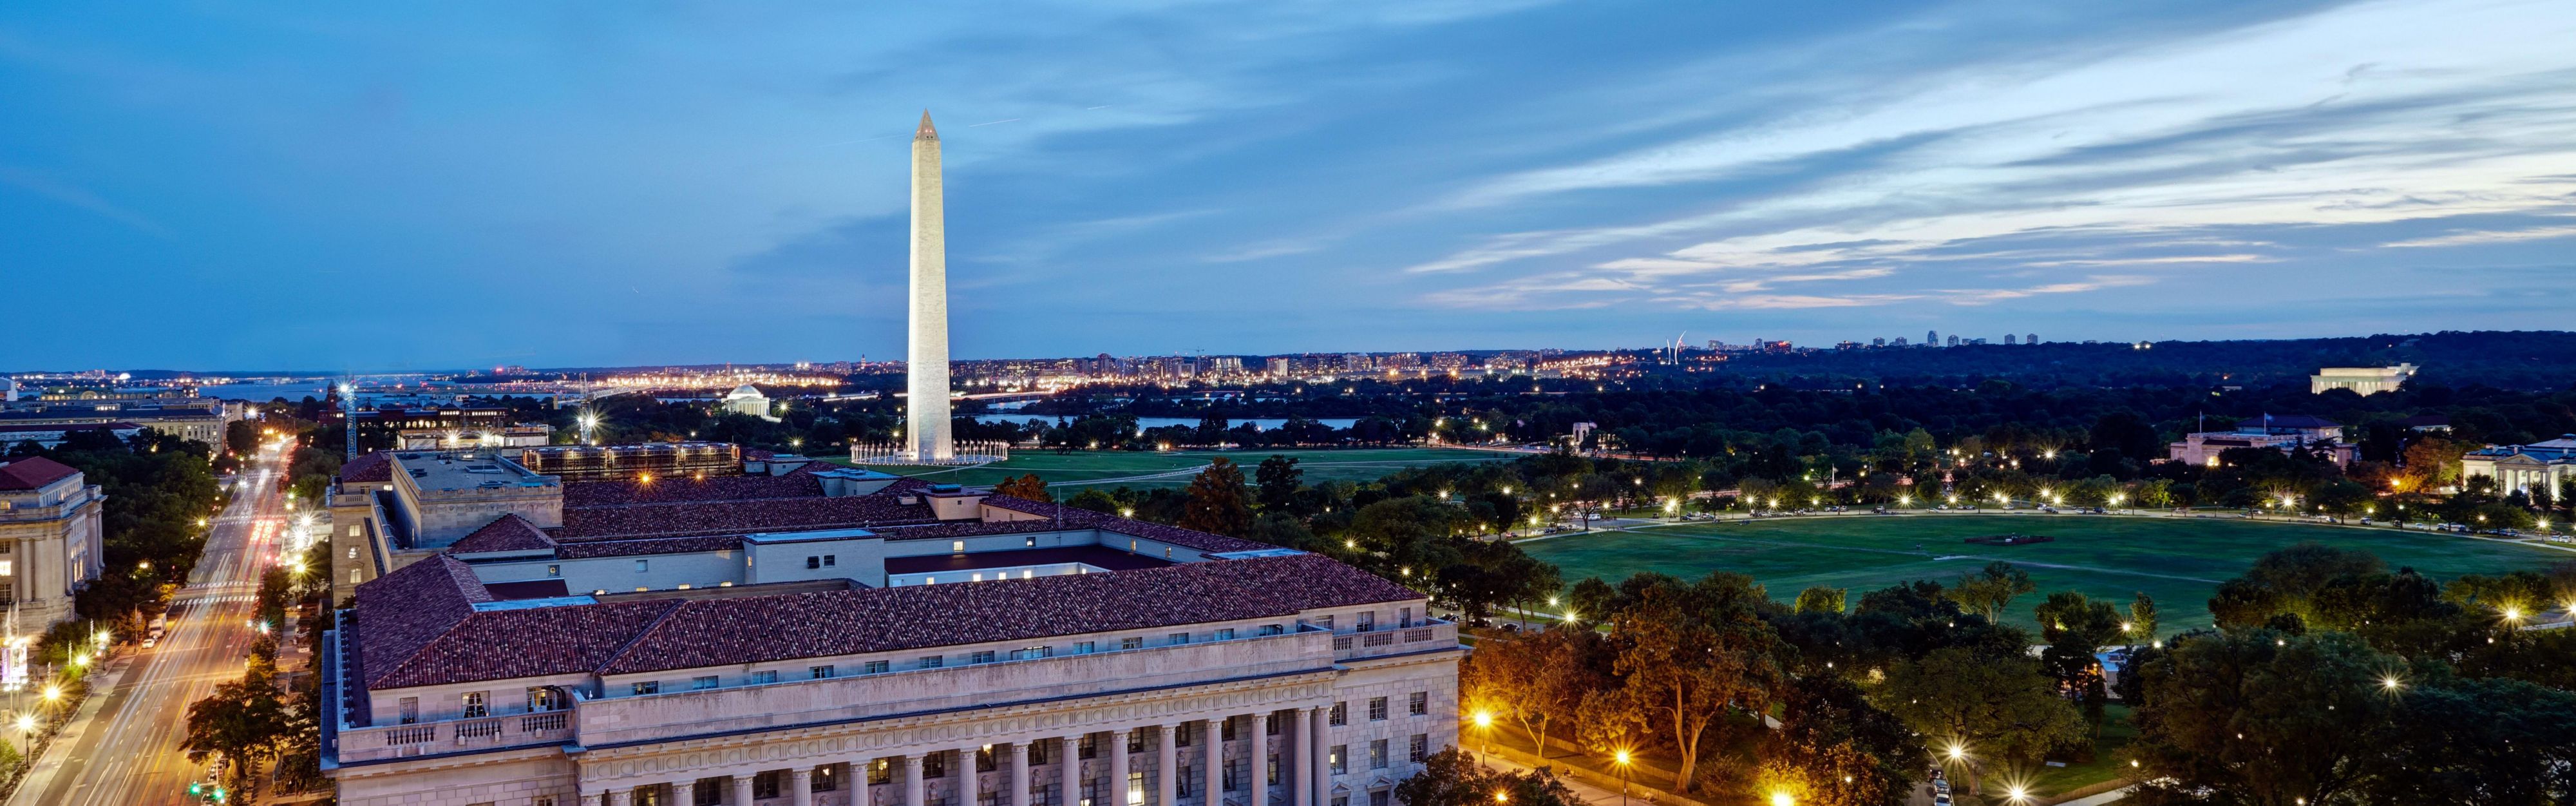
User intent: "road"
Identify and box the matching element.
[10,446,289,806]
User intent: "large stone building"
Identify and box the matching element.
[0,457,105,630]
[2168,415,2358,468]
[2311,364,2417,396]
[0,399,236,448]
[2461,435,2576,498]
[319,465,1458,806]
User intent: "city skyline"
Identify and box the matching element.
[5,0,2575,370]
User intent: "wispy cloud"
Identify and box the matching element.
[2380,218,2576,247]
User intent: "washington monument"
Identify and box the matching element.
[905,111,952,462]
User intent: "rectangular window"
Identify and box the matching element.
[1316,615,1334,631]
[1408,692,1428,716]
[632,681,661,696]
[814,765,840,792]
[1333,798,1348,806]
[1034,739,1055,765]
[864,660,891,675]
[1329,702,1347,726]
[824,555,837,567]
[1120,637,1143,651]
[398,697,419,724]
[1258,624,1284,636]
[1368,740,1387,769]
[635,559,649,572]
[1265,714,1280,735]
[1370,791,1390,806]
[920,655,945,669]
[971,650,997,664]
[1178,723,1195,747]
[750,670,779,685]
[1329,745,1347,774]
[1355,612,1374,632]
[348,546,359,559]
[1222,717,1236,742]
[460,691,488,718]
[870,759,894,785]
[1401,607,1414,628]
[1408,734,1427,763]
[811,665,835,680]
[1168,632,1189,646]
[1368,697,1388,721]
[695,778,725,806]
[1214,628,1236,640]
[1081,734,1099,759]
[1073,640,1096,654]
[925,753,948,778]
[755,771,783,799]
[527,687,562,712]
[1223,759,1240,792]
[691,675,719,691]
[1010,646,1051,660]
[808,556,822,570]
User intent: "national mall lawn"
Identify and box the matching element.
[834,446,1515,490]
[1519,513,2572,632]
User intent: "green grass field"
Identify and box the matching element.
[831,446,1512,490]
[1519,514,2573,634]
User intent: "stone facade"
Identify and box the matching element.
[0,457,105,630]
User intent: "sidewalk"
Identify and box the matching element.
[5,651,135,806]
[1476,750,1634,806]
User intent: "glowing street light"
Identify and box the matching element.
[1770,793,1794,806]
[1611,749,1634,806]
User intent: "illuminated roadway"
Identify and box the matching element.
[9,445,290,806]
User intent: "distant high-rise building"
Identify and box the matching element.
[1926,330,1938,345]
[1266,357,1292,377]
[1946,335,1960,347]
[1892,336,1909,347]
[2004,334,2017,345]
[2026,333,2038,345]
[1870,337,1886,347]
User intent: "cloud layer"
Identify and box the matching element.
[0,0,2570,367]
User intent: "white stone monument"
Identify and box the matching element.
[905,111,955,463]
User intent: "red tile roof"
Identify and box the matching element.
[559,465,826,507]
[358,550,1424,689]
[339,452,395,485]
[448,513,557,553]
[554,534,745,559]
[0,457,79,491]
[976,495,1271,553]
[554,477,940,540]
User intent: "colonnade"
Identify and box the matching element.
[588,707,1334,806]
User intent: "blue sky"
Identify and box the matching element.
[3,1,2572,371]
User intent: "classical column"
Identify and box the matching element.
[792,768,815,806]
[1058,736,1081,806]
[853,760,875,806]
[1200,718,1222,806]
[1156,724,1179,806]
[1108,729,1133,806]
[601,791,625,806]
[960,745,983,806]
[672,782,696,806]
[1247,714,1267,806]
[1291,709,1312,806]
[1011,744,1033,806]
[733,776,755,806]
[905,754,926,806]
[1307,709,1329,805]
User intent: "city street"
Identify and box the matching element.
[8,447,287,806]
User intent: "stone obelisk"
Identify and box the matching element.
[906,111,953,463]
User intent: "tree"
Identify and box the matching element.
[2126,592,2159,645]
[2208,542,2387,629]
[1794,586,1846,615]
[1944,561,2036,624]
[992,474,1050,502]
[1177,457,1253,536]
[2355,673,2576,805]
[1255,454,1303,512]
[1604,575,1787,792]
[2127,630,2391,806]
[1877,646,2084,795]
[1760,675,1917,806]
[1463,628,1604,762]
[183,675,292,791]
[2033,592,2121,733]
[223,419,260,456]
[1394,749,1584,806]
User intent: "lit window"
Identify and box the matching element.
[952,541,965,552]
[1408,692,1427,716]
[631,681,660,696]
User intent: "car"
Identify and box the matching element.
[1935,779,1951,795]
[1933,795,1953,806]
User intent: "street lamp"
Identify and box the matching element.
[1770,793,1794,806]
[1612,750,1633,806]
